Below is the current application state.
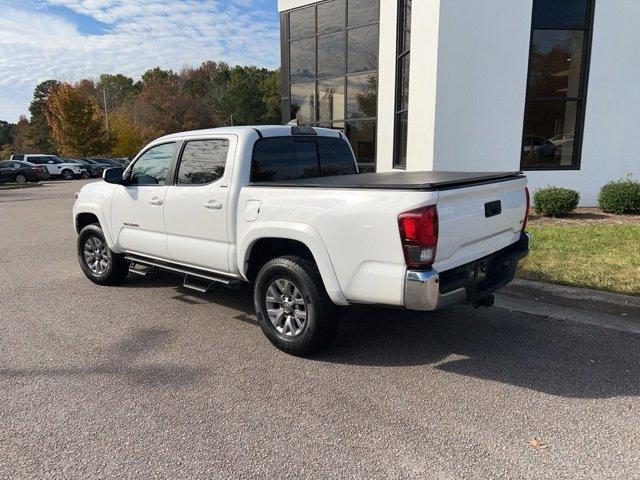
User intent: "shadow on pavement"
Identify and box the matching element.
[318,305,640,399]
[0,327,208,387]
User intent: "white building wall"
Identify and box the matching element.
[374,0,400,172]
[526,0,640,205]
[430,0,533,173]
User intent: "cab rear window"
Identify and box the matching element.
[251,136,357,182]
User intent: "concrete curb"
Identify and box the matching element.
[495,279,640,334]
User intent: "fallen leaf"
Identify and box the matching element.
[528,437,548,449]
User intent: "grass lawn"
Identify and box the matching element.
[518,224,640,297]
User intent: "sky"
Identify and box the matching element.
[0,0,280,123]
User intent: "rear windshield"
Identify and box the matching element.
[251,136,357,182]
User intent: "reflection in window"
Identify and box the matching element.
[290,37,316,82]
[284,0,379,169]
[347,73,377,119]
[318,31,346,78]
[528,30,584,98]
[130,143,175,186]
[177,140,229,185]
[319,77,345,123]
[522,101,577,167]
[347,25,379,74]
[394,0,411,169]
[318,0,346,34]
[346,121,376,172]
[348,0,379,27]
[291,83,316,125]
[521,0,593,169]
[289,6,315,40]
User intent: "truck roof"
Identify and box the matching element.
[156,125,343,142]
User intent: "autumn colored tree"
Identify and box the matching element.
[109,112,144,158]
[12,116,33,154]
[45,82,112,156]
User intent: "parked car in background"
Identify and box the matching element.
[10,154,87,180]
[65,158,104,178]
[73,125,530,355]
[89,157,123,169]
[0,160,48,183]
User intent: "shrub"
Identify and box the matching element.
[598,177,640,214]
[532,187,580,217]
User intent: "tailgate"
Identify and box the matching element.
[434,177,528,272]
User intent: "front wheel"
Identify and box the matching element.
[61,169,75,180]
[77,224,129,285]
[254,256,338,356]
[15,174,27,184]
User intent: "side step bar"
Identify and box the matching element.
[124,255,244,290]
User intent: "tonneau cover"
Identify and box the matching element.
[250,171,524,191]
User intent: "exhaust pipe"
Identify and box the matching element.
[473,294,495,309]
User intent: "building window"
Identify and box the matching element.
[521,0,595,170]
[393,0,411,169]
[282,0,379,172]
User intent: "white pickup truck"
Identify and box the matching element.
[73,126,530,355]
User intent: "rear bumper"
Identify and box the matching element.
[404,232,530,311]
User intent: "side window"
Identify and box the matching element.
[177,139,229,185]
[318,138,358,176]
[251,138,320,182]
[29,157,44,164]
[13,155,24,161]
[129,143,176,186]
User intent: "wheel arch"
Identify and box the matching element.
[240,225,347,306]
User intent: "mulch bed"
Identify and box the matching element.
[528,207,640,226]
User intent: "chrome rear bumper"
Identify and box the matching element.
[404,232,531,311]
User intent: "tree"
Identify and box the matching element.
[109,112,144,158]
[0,120,14,145]
[45,82,112,156]
[28,80,59,153]
[12,116,33,154]
[0,143,13,159]
[97,74,138,112]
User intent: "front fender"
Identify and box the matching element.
[73,201,118,252]
[238,222,348,306]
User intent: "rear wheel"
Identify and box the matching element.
[254,256,338,356]
[15,174,27,184]
[77,224,129,285]
[61,169,74,180]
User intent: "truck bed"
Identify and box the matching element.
[250,171,524,191]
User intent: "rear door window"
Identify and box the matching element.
[177,139,230,185]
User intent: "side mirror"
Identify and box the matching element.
[103,167,125,185]
[48,160,55,164]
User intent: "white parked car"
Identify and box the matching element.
[10,154,87,180]
[72,126,530,355]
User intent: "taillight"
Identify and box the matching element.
[398,205,439,269]
[522,186,530,231]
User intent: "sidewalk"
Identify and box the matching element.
[496,279,640,334]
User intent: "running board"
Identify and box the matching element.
[129,262,155,277]
[124,255,243,289]
[183,275,215,293]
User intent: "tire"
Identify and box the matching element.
[61,169,74,180]
[15,174,27,184]
[81,172,89,179]
[254,256,338,356]
[77,224,129,286]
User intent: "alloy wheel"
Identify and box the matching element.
[83,236,110,275]
[15,174,26,184]
[62,170,74,180]
[265,279,308,337]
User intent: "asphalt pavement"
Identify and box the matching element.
[1,180,639,479]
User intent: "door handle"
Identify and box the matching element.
[149,197,163,206]
[204,201,223,210]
